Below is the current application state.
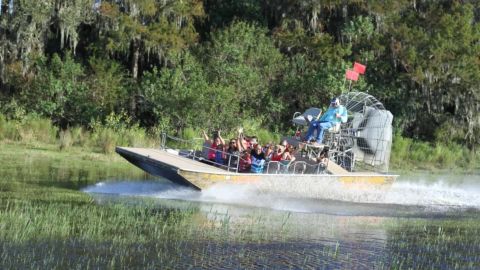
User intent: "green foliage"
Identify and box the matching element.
[89,112,155,153]
[19,54,92,126]
[0,0,478,153]
[141,52,239,132]
[0,114,57,144]
[87,57,128,118]
[391,132,477,171]
[59,130,73,151]
[203,21,284,116]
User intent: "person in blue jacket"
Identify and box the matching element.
[304,97,347,144]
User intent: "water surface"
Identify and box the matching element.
[82,173,480,269]
[1,153,479,269]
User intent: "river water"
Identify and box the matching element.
[82,173,480,269]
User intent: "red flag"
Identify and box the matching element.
[345,69,359,81]
[353,62,366,74]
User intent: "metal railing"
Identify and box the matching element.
[161,132,331,175]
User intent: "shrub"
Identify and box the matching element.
[92,128,118,154]
[70,126,89,147]
[59,130,73,150]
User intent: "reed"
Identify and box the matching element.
[390,133,479,171]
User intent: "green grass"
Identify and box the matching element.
[390,133,479,172]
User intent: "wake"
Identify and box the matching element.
[82,174,480,215]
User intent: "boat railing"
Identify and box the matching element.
[161,133,329,175]
[162,134,241,172]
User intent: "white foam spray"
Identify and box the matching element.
[82,174,480,214]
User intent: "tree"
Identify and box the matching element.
[93,0,204,79]
[202,21,284,118]
[140,52,239,132]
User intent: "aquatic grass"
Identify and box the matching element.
[381,218,480,269]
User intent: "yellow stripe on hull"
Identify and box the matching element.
[178,170,263,190]
[179,170,395,190]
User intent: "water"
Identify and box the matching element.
[1,150,479,269]
[81,174,480,269]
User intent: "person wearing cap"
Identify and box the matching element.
[304,97,348,144]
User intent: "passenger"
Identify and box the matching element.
[280,139,289,150]
[277,145,294,173]
[287,145,296,156]
[264,143,274,161]
[316,148,329,172]
[214,143,225,165]
[238,150,252,172]
[250,144,266,173]
[239,134,258,151]
[317,148,329,165]
[225,139,240,167]
[304,97,347,144]
[202,130,225,163]
[281,148,295,163]
[270,145,284,162]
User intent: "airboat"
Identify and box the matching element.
[116,92,398,196]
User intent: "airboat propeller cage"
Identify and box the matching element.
[339,92,393,172]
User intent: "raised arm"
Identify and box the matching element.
[236,128,247,151]
[202,130,212,144]
[217,130,225,145]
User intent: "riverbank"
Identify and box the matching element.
[1,117,479,173]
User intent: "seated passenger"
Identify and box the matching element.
[225,139,240,167]
[202,130,225,163]
[270,145,284,162]
[214,143,225,165]
[250,144,266,173]
[304,97,347,144]
[281,149,295,163]
[238,150,252,172]
[264,143,274,161]
[280,139,289,150]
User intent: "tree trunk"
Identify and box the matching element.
[131,39,140,80]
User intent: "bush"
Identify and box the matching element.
[0,114,20,141]
[70,126,89,147]
[58,130,73,151]
[93,128,118,154]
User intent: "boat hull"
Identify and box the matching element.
[116,147,397,192]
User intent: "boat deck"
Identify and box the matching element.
[117,147,352,175]
[117,147,226,173]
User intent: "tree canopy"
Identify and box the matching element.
[0,0,479,149]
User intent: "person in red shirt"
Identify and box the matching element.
[202,130,225,163]
[271,145,284,162]
[238,150,252,172]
